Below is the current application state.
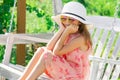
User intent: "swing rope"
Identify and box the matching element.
[112,0,120,31]
[8,0,17,33]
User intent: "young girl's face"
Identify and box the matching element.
[61,15,80,28]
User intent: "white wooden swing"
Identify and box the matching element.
[0,0,120,80]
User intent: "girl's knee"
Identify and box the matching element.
[35,47,53,61]
[43,51,53,59]
[35,47,45,55]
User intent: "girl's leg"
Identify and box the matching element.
[26,51,53,80]
[18,47,44,80]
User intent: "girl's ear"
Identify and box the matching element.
[51,15,63,27]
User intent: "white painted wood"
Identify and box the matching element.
[89,24,120,80]
[89,28,104,80]
[0,64,22,80]
[89,61,99,80]
[89,56,120,64]
[96,30,116,80]
[90,29,111,80]
[1,33,53,65]
[102,31,116,57]
[89,56,120,80]
[102,35,120,80]
[2,33,14,65]
[87,16,120,30]
[111,58,120,80]
[0,33,53,44]
[94,29,109,56]
[92,28,102,54]
[9,63,25,72]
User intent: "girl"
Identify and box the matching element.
[19,1,93,80]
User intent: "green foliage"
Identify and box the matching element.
[0,0,15,34]
[26,0,53,33]
[0,45,5,62]
[62,0,120,18]
[10,46,17,64]
[85,0,118,17]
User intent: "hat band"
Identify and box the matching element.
[63,12,86,21]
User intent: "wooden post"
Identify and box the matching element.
[17,0,26,65]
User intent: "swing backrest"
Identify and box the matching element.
[88,16,120,80]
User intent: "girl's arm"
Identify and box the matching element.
[53,25,88,56]
[46,27,65,51]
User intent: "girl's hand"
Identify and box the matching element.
[58,23,66,33]
[65,24,79,34]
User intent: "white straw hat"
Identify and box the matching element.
[52,2,93,29]
[60,2,91,24]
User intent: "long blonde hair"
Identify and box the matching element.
[78,23,92,46]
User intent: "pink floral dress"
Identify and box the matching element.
[43,33,92,80]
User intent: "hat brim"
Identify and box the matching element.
[51,14,94,29]
[60,13,92,25]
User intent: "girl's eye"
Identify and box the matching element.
[61,18,67,21]
[69,18,75,22]
[61,17,76,22]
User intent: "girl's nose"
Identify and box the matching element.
[64,19,71,25]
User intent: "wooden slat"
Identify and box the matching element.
[87,16,120,30]
[2,35,14,65]
[90,29,110,80]
[92,30,109,80]
[89,61,99,80]
[89,56,120,80]
[0,64,22,80]
[89,28,104,80]
[89,56,120,65]
[102,30,116,57]
[0,33,53,44]
[102,35,120,80]
[92,28,102,54]
[111,58,120,80]
[96,30,116,80]
[0,63,50,80]
[95,29,109,56]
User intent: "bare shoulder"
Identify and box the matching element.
[68,35,85,48]
[72,35,85,43]
[75,36,88,51]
